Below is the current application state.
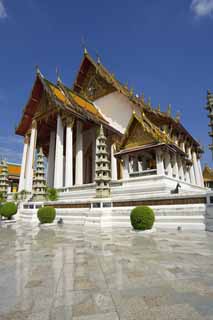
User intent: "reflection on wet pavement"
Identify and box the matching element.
[0,222,213,319]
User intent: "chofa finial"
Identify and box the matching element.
[36,65,44,78]
[175,111,181,122]
[167,104,172,116]
[56,67,62,84]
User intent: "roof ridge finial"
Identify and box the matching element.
[175,110,181,122]
[56,66,62,85]
[140,92,145,102]
[167,103,172,116]
[36,65,44,78]
[157,104,161,112]
[95,50,101,65]
[147,97,151,108]
[84,47,88,55]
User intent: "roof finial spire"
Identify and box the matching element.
[175,110,181,122]
[95,50,101,65]
[36,65,44,78]
[81,35,88,55]
[147,97,151,108]
[56,66,62,84]
[157,104,161,112]
[167,104,172,116]
[140,92,145,102]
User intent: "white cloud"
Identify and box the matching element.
[0,1,7,19]
[191,0,213,17]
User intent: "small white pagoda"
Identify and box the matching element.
[32,148,47,201]
[0,160,9,200]
[95,125,111,198]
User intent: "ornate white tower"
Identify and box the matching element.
[33,148,47,201]
[95,125,111,198]
[0,160,9,200]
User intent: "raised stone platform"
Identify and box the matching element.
[19,192,207,231]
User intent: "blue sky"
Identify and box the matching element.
[0,0,213,166]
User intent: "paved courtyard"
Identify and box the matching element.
[0,222,213,319]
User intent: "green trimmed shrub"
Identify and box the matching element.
[37,206,56,224]
[0,202,17,220]
[130,206,155,231]
[47,188,58,201]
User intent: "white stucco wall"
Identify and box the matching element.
[94,92,141,134]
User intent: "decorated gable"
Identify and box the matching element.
[124,118,155,149]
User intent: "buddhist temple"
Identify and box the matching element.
[16,50,204,195]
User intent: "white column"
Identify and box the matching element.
[65,118,74,187]
[18,135,29,192]
[197,157,204,187]
[188,147,196,185]
[156,149,164,176]
[25,120,37,192]
[47,131,56,188]
[185,167,191,183]
[172,154,178,178]
[54,114,64,189]
[111,143,117,180]
[192,151,201,186]
[164,152,172,177]
[75,120,83,185]
[122,155,129,179]
[178,157,184,181]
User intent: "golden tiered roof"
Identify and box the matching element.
[16,70,113,137]
[115,111,187,157]
[203,164,213,182]
[0,163,21,177]
[74,50,201,149]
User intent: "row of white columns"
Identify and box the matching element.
[156,149,204,187]
[51,115,83,189]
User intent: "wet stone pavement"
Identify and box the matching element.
[0,222,213,320]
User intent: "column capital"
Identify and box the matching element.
[32,119,37,129]
[24,135,30,144]
[65,116,75,128]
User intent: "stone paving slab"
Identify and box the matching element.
[0,222,213,319]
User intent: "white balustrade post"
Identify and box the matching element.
[188,147,196,185]
[122,155,129,179]
[47,131,56,188]
[54,114,64,189]
[178,157,184,181]
[75,120,83,185]
[197,157,204,187]
[18,135,29,192]
[156,149,164,176]
[25,120,37,192]
[165,152,172,177]
[192,151,201,186]
[172,153,178,178]
[65,118,74,187]
[111,143,117,180]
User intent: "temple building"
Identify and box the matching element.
[0,162,21,193]
[203,164,213,189]
[16,50,205,201]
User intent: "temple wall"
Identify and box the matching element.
[94,92,141,134]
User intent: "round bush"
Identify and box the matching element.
[37,206,56,224]
[0,202,17,220]
[130,206,155,231]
